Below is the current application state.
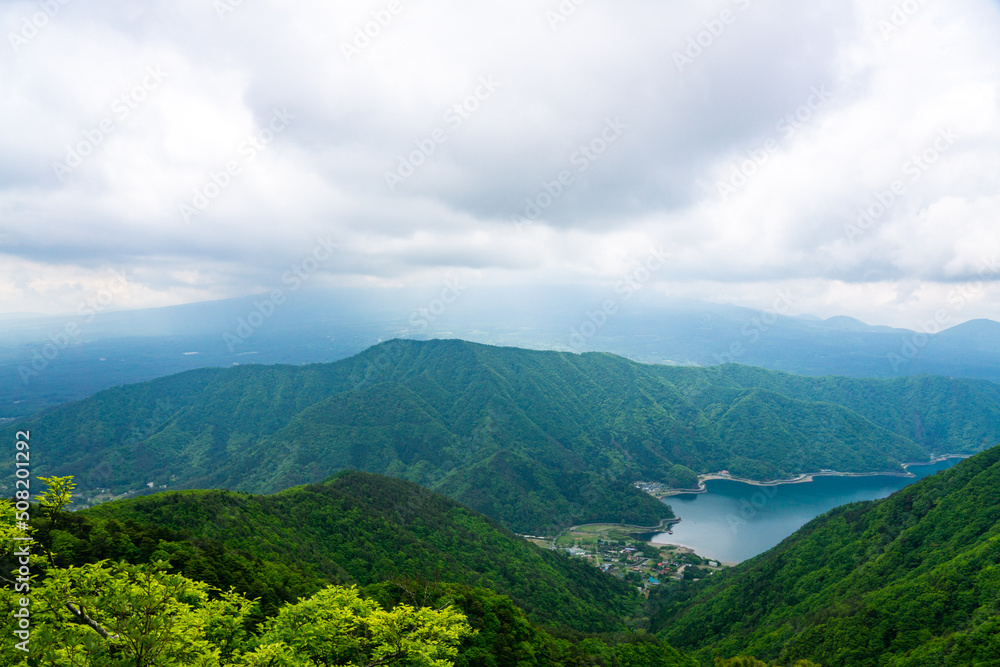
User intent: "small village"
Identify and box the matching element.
[521,523,729,593]
[632,480,677,498]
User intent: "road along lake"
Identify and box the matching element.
[642,458,963,563]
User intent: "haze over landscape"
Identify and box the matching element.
[2,1,1000,665]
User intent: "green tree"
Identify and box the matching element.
[36,475,75,518]
[3,542,472,667]
[29,560,246,666]
[715,659,820,667]
[34,475,76,569]
[715,658,768,667]
[254,585,473,667]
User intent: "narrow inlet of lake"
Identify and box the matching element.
[646,458,962,563]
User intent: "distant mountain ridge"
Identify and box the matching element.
[3,288,1000,420]
[6,339,1000,534]
[820,315,902,333]
[933,317,1000,344]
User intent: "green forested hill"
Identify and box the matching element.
[6,339,1000,532]
[12,472,703,667]
[653,445,1000,666]
[47,471,642,634]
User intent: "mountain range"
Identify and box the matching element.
[5,334,1000,665]
[4,288,1000,420]
[7,339,1000,534]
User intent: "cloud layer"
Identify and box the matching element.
[1,0,999,328]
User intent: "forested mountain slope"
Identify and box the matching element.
[12,472,705,667]
[48,471,642,634]
[653,444,1000,666]
[6,339,1000,533]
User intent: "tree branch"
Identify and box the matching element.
[366,651,407,667]
[65,601,116,641]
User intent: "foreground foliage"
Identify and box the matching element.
[13,444,1000,665]
[1,477,697,666]
[0,475,470,666]
[43,472,641,633]
[1,560,471,666]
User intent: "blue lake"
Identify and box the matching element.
[648,458,963,563]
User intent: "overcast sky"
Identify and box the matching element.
[1,0,999,328]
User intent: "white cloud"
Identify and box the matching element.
[0,0,998,328]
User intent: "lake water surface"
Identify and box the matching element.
[647,458,962,563]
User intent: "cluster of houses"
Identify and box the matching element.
[563,540,721,591]
[633,481,672,495]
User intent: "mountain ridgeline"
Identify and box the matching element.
[7,339,1000,533]
[5,290,1000,421]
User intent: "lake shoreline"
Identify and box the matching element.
[567,515,682,533]
[654,454,969,497]
[644,538,739,568]
[644,456,967,563]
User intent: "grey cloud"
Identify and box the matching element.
[0,0,998,326]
